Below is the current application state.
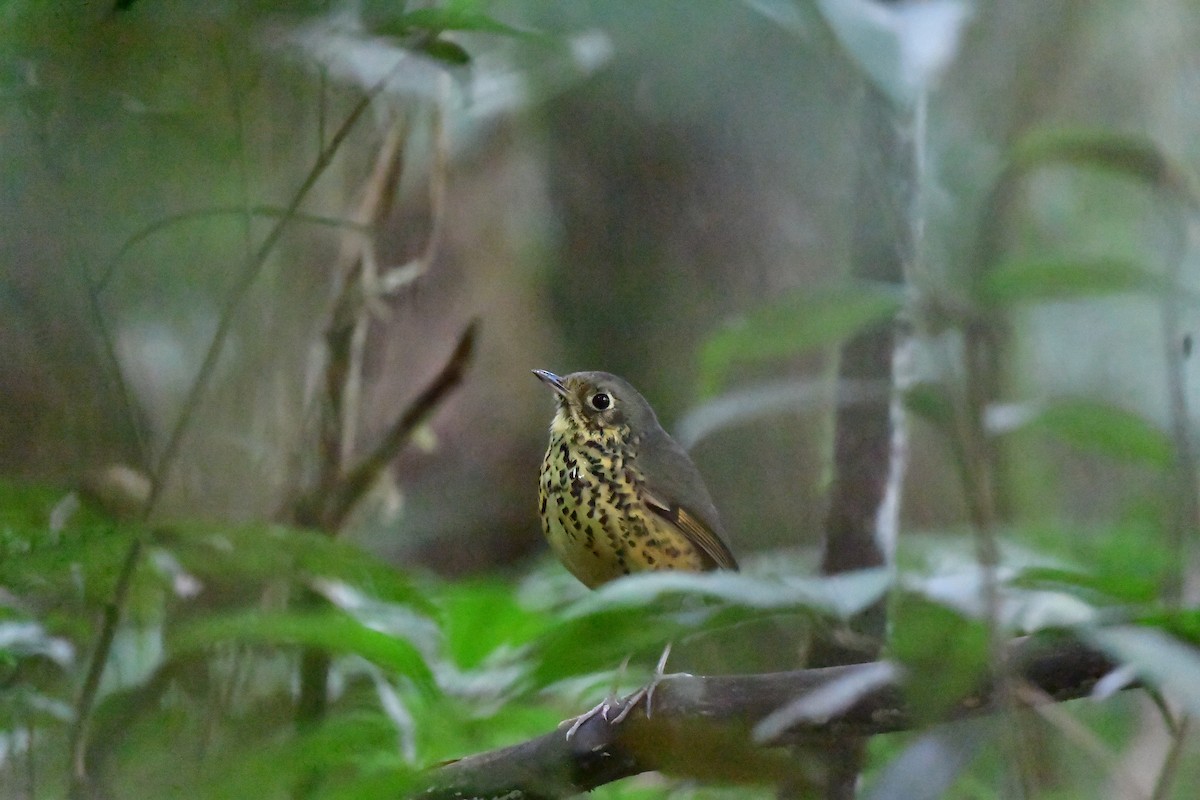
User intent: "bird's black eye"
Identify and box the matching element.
[589,392,611,411]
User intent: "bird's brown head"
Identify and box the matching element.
[532,369,660,444]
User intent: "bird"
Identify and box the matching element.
[533,369,738,585]
[533,369,738,733]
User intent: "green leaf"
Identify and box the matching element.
[1027,400,1173,469]
[439,579,553,669]
[889,596,990,723]
[1017,566,1156,604]
[1011,566,1159,606]
[171,611,436,696]
[0,482,150,631]
[160,523,435,616]
[533,570,890,686]
[979,258,1160,307]
[565,569,891,620]
[1139,608,1200,646]
[193,713,416,800]
[1010,517,1171,607]
[386,8,525,36]
[0,480,90,529]
[0,620,73,665]
[532,606,680,688]
[417,38,471,65]
[1011,130,1195,203]
[903,382,956,427]
[312,770,420,800]
[699,284,902,395]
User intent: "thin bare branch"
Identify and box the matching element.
[333,121,409,468]
[1151,713,1190,800]
[309,319,478,531]
[67,535,144,796]
[1017,683,1149,800]
[1158,205,1198,607]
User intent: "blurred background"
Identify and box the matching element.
[4,0,1200,797]
[4,0,1199,572]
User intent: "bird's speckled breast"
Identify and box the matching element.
[538,423,705,589]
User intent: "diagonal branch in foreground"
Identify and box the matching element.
[416,636,1122,799]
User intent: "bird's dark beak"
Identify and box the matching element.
[532,369,571,400]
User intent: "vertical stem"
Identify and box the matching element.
[818,79,911,651]
[1151,190,1197,800]
[1151,714,1191,800]
[1158,208,1197,607]
[68,534,144,798]
[26,720,36,799]
[799,77,912,800]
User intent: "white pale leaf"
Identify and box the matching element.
[815,0,973,106]
[1088,626,1200,717]
[754,660,901,742]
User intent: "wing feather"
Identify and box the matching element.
[642,491,739,571]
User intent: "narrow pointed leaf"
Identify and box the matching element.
[867,720,992,800]
[890,596,989,722]
[172,611,436,696]
[389,8,525,36]
[1088,626,1200,716]
[1030,400,1173,469]
[1011,130,1195,202]
[700,284,902,395]
[979,258,1159,306]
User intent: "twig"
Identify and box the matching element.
[314,119,410,508]
[419,78,451,281]
[1146,687,1183,736]
[1017,682,1149,800]
[417,636,1122,799]
[83,283,151,469]
[25,720,36,799]
[1151,713,1191,800]
[67,534,144,795]
[1157,195,1198,607]
[308,320,479,531]
[333,121,409,468]
[292,101,458,758]
[334,90,449,466]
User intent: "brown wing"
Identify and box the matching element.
[643,491,739,571]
